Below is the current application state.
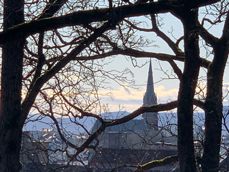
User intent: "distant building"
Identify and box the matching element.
[88,61,177,172]
[220,152,229,172]
[21,131,49,166]
[143,60,158,130]
[21,129,91,172]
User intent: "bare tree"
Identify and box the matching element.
[0,0,227,172]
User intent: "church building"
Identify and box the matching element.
[88,61,178,172]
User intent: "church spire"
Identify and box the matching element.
[143,60,158,130]
[143,60,157,106]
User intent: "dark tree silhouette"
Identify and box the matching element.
[0,0,227,172]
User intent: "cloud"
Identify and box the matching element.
[155,85,178,99]
[224,82,229,85]
[99,85,178,111]
[98,80,229,111]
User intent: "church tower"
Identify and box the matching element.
[143,60,158,130]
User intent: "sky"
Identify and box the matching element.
[23,3,229,131]
[99,12,229,113]
[100,58,178,111]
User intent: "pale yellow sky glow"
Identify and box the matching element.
[100,81,229,112]
[100,85,178,112]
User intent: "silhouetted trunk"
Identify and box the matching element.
[177,9,200,172]
[0,0,25,171]
[202,24,229,172]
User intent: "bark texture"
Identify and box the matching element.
[0,0,25,171]
[177,8,200,172]
[202,14,229,172]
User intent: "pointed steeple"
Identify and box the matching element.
[143,60,157,106]
[143,60,158,130]
[146,59,154,93]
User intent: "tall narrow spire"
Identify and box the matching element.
[146,60,154,93]
[143,60,158,130]
[143,60,157,106]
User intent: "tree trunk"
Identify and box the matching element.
[202,39,229,172]
[0,0,25,171]
[177,9,200,172]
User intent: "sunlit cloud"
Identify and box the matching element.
[99,81,229,111]
[155,85,178,100]
[99,85,178,112]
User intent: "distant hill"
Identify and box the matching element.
[23,111,132,133]
[23,106,229,134]
[23,114,96,133]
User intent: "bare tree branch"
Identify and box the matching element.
[135,155,178,172]
[21,21,115,124]
[0,0,219,44]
